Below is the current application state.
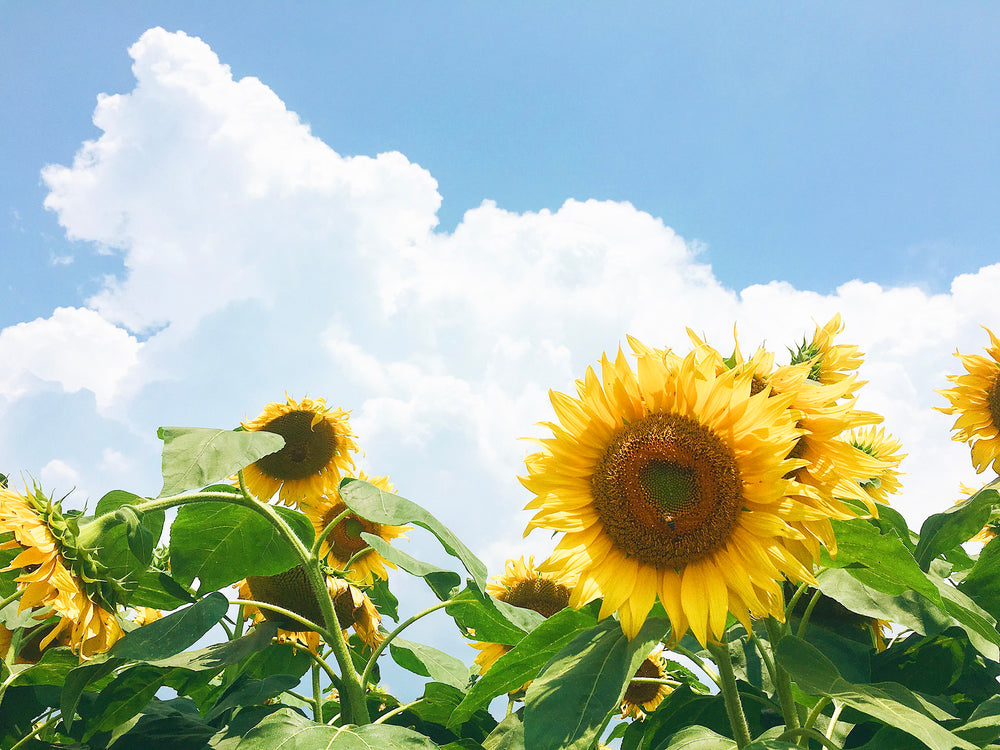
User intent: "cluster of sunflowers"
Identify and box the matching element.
[0,317,999,749]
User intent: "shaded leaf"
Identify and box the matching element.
[340,477,487,590]
[390,637,470,690]
[657,725,736,749]
[235,705,441,748]
[446,584,544,644]
[958,535,1000,620]
[79,664,171,740]
[362,532,461,600]
[914,484,1000,570]
[109,591,229,661]
[158,426,285,497]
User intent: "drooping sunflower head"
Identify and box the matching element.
[620,645,673,720]
[242,396,359,507]
[301,472,410,584]
[938,326,1000,475]
[240,565,382,652]
[523,343,826,645]
[0,485,124,658]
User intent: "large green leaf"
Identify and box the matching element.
[776,636,975,750]
[482,712,525,750]
[169,498,314,593]
[144,622,277,671]
[7,646,78,687]
[448,604,599,730]
[158,426,285,497]
[61,658,125,732]
[523,616,671,750]
[656,725,737,749]
[235,706,441,748]
[109,591,230,661]
[339,478,487,590]
[361,532,461,600]
[206,674,302,722]
[390,637,471,690]
[914,483,1000,571]
[79,664,173,741]
[446,584,544,645]
[958,535,1000,620]
[954,695,1000,746]
[99,696,216,750]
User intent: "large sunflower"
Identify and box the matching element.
[300,472,410,584]
[938,326,1000,475]
[242,396,359,507]
[523,344,829,645]
[0,487,124,658]
[469,556,574,675]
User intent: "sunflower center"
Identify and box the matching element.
[325,510,377,557]
[503,578,571,618]
[624,657,662,705]
[592,412,743,569]
[988,372,1000,432]
[254,410,338,480]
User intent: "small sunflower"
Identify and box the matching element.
[938,327,1000,475]
[620,645,673,720]
[845,426,905,506]
[469,556,574,675]
[301,472,410,584]
[239,566,382,652]
[242,396,359,507]
[790,314,865,396]
[523,343,833,645]
[0,486,124,658]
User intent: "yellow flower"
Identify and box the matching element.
[0,487,124,658]
[791,314,866,397]
[242,396,359,507]
[238,566,383,652]
[301,472,410,584]
[938,327,1000,475]
[620,645,673,720]
[470,556,574,675]
[845,426,905,506]
[523,343,832,645]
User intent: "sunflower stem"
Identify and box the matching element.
[230,599,328,635]
[747,626,777,689]
[764,616,802,733]
[784,582,810,622]
[795,588,823,639]
[826,700,845,740]
[672,643,721,688]
[705,638,752,749]
[359,599,466,688]
[312,508,352,558]
[0,588,24,612]
[373,698,423,725]
[9,712,61,750]
[803,696,832,735]
[311,663,323,722]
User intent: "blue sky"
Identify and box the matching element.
[2,2,999,708]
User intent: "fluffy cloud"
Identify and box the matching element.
[3,26,996,570]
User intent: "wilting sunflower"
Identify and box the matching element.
[523,344,831,645]
[620,645,673,720]
[242,396,359,507]
[469,556,574,675]
[938,326,1000,475]
[301,472,410,584]
[238,566,382,652]
[0,486,124,658]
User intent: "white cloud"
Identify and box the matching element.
[2,25,996,575]
[39,459,82,497]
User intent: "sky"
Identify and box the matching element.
[2,2,1000,707]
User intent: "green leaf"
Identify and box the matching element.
[127,567,196,610]
[368,576,399,621]
[169,500,314,593]
[206,673,301,722]
[954,694,1000,746]
[448,604,599,730]
[776,635,976,750]
[79,663,172,740]
[446,584,544,644]
[390,637,471,690]
[101,696,216,750]
[361,532,461,600]
[914,483,1000,570]
[109,591,229,661]
[157,426,285,497]
[523,616,671,750]
[236,706,442,748]
[61,657,125,731]
[144,622,277,671]
[483,712,525,750]
[656,725,737,749]
[7,646,78,687]
[959,535,1000,620]
[340,477,487,590]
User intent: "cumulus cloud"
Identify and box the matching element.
[2,25,996,571]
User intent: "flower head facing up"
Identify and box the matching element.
[621,645,673,720]
[242,396,359,507]
[0,486,124,658]
[938,327,1000,475]
[523,343,836,645]
[790,314,865,396]
[301,473,410,584]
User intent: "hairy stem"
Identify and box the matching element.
[706,638,752,749]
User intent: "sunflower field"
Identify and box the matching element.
[2,319,1000,750]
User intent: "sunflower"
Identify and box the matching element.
[790,314,865,396]
[469,556,574,675]
[620,645,673,720]
[845,426,905,507]
[523,343,834,645]
[938,326,1000,475]
[300,472,410,584]
[0,487,124,658]
[238,566,382,652]
[242,396,359,507]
